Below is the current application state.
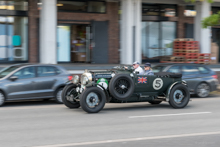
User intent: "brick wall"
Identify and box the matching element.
[28,0,39,63]
[177,5,194,38]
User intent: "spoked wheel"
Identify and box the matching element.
[0,91,5,106]
[169,84,190,108]
[80,87,106,113]
[196,83,210,98]
[109,74,134,100]
[62,84,80,109]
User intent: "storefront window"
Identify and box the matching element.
[0,16,28,61]
[142,5,160,16]
[57,0,106,13]
[142,4,177,17]
[141,21,176,60]
[88,1,105,13]
[57,1,87,12]
[160,5,176,17]
[184,5,196,16]
[184,6,220,16]
[0,0,28,11]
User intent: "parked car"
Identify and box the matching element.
[61,66,190,113]
[152,63,219,98]
[0,64,72,106]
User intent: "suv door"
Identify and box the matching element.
[7,66,36,100]
[34,66,59,97]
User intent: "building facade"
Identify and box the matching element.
[0,0,220,64]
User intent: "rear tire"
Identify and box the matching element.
[169,84,190,109]
[196,83,210,98]
[62,84,80,109]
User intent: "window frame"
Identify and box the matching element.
[57,0,107,14]
[11,66,36,79]
[181,65,200,76]
[36,66,60,77]
[167,65,181,74]
[197,66,211,74]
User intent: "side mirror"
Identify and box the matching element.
[135,71,139,74]
[9,76,18,81]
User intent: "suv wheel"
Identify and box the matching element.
[0,91,5,106]
[80,87,106,113]
[169,84,190,108]
[196,83,210,98]
[55,88,63,104]
[62,84,80,109]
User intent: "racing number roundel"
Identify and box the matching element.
[153,78,163,90]
[97,78,108,89]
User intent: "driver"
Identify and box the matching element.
[132,61,144,74]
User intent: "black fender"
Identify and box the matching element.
[166,81,186,102]
[86,83,110,102]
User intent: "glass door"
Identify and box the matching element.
[161,22,176,57]
[142,22,160,61]
[57,25,71,62]
[141,21,176,62]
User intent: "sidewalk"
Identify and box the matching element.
[1,63,220,74]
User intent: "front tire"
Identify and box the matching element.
[169,84,190,109]
[61,84,80,109]
[0,91,5,106]
[55,88,64,104]
[80,87,106,113]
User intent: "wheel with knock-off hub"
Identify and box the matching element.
[80,87,106,113]
[62,84,80,109]
[169,84,190,108]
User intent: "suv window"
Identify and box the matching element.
[37,66,58,77]
[13,67,36,79]
[182,65,199,75]
[167,66,181,73]
[198,66,210,74]
[152,66,166,73]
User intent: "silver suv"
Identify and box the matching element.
[0,64,72,106]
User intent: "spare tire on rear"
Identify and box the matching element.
[109,74,134,100]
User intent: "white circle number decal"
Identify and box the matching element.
[153,78,163,90]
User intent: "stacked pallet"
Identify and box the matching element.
[198,53,211,64]
[160,56,185,63]
[173,40,199,63]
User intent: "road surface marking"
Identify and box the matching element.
[33,131,220,147]
[128,112,212,118]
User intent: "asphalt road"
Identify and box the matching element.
[1,95,220,147]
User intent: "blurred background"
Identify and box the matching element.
[0,0,219,65]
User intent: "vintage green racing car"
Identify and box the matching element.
[61,65,190,113]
